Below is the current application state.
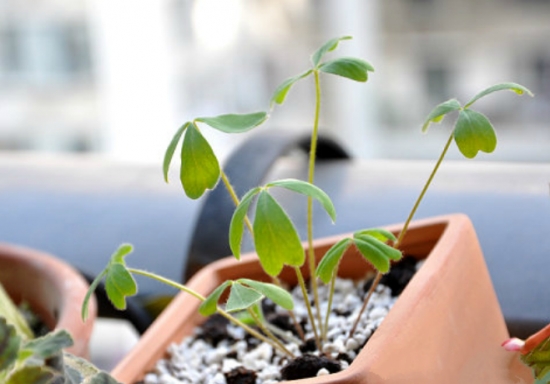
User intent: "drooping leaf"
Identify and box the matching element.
[24,329,73,359]
[226,283,263,313]
[267,179,336,222]
[228,187,261,260]
[199,281,232,316]
[238,279,294,310]
[311,36,352,67]
[315,238,353,284]
[253,191,304,276]
[353,228,397,244]
[163,123,189,183]
[318,57,374,82]
[453,109,497,158]
[102,247,138,311]
[0,318,20,372]
[354,232,402,263]
[180,124,220,199]
[195,112,267,133]
[465,82,534,108]
[270,70,313,106]
[421,99,462,133]
[353,234,397,274]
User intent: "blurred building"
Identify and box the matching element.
[0,0,548,161]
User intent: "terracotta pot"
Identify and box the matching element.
[112,214,531,383]
[0,243,97,358]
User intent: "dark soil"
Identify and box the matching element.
[225,366,257,384]
[280,354,341,380]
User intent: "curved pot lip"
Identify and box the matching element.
[0,242,97,357]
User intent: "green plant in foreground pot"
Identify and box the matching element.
[0,282,119,383]
[82,36,533,382]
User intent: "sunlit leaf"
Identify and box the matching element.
[465,82,534,108]
[253,191,304,276]
[226,283,263,313]
[195,112,267,133]
[239,279,294,310]
[163,123,189,183]
[270,70,313,106]
[454,109,497,159]
[318,57,374,82]
[229,187,261,260]
[315,238,353,284]
[199,281,231,316]
[267,179,336,222]
[180,124,220,199]
[421,99,462,133]
[311,36,352,67]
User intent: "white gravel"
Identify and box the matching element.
[143,277,399,384]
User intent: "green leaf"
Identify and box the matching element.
[354,232,402,262]
[421,99,462,133]
[353,228,397,244]
[352,231,403,274]
[229,187,261,260]
[226,283,263,313]
[267,179,336,222]
[454,109,497,159]
[24,329,73,359]
[311,36,352,67]
[315,238,353,284]
[5,365,59,384]
[199,281,231,316]
[318,57,374,82]
[0,318,20,372]
[270,70,313,106]
[465,82,534,108]
[105,263,137,310]
[238,279,294,310]
[163,123,189,183]
[111,243,134,264]
[253,191,304,276]
[180,124,220,199]
[195,112,267,133]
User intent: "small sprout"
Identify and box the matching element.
[82,244,137,320]
[310,36,352,67]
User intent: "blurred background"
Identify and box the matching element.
[0,0,548,163]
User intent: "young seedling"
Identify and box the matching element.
[315,82,533,339]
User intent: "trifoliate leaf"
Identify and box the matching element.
[465,82,534,108]
[180,124,220,199]
[163,123,189,183]
[253,191,304,276]
[311,36,352,67]
[315,238,353,284]
[454,109,497,158]
[421,99,462,133]
[318,57,374,82]
[195,112,267,133]
[267,179,336,222]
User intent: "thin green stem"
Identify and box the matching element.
[129,268,294,357]
[349,131,455,339]
[307,69,323,338]
[322,272,337,342]
[294,266,322,351]
[220,169,253,235]
[247,307,295,357]
[273,276,305,341]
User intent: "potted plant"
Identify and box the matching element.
[0,242,97,358]
[0,292,117,383]
[83,36,533,383]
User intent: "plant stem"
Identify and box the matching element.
[294,266,322,351]
[322,272,337,342]
[129,268,294,357]
[247,307,295,357]
[273,276,305,341]
[348,131,455,339]
[306,69,323,341]
[220,169,253,235]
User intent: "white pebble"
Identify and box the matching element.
[317,368,330,376]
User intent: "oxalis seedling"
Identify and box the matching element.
[82,36,533,379]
